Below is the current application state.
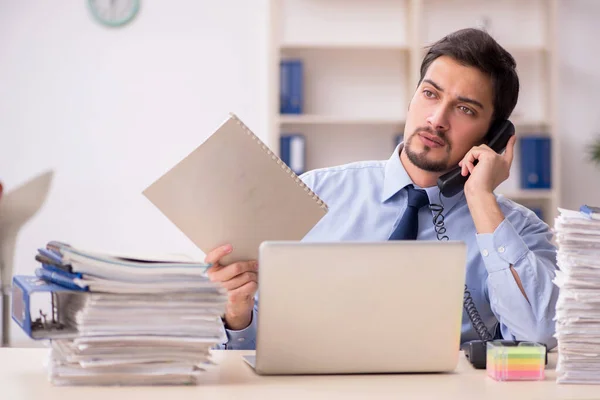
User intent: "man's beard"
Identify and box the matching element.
[404,127,453,173]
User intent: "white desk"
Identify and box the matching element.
[1,348,597,399]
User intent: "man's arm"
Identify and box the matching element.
[470,197,559,347]
[215,299,259,350]
[461,136,534,300]
[212,171,324,350]
[459,137,559,347]
[468,192,530,300]
[209,171,320,351]
[205,245,259,350]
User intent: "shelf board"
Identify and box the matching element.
[513,119,549,126]
[418,45,549,54]
[279,115,549,129]
[279,115,405,125]
[512,119,551,132]
[505,45,550,53]
[498,189,554,200]
[280,43,410,51]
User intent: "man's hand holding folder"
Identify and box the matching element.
[205,244,257,331]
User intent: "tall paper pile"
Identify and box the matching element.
[554,207,600,384]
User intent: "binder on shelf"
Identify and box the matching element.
[519,136,551,189]
[280,134,306,175]
[528,206,544,221]
[280,60,303,114]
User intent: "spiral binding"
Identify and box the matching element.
[229,113,328,212]
[430,191,493,342]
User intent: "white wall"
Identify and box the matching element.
[1,0,599,346]
[557,0,600,209]
[0,0,268,345]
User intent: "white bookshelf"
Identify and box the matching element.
[279,115,406,125]
[267,0,560,226]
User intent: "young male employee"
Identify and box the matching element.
[206,28,559,350]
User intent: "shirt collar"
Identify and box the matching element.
[381,143,465,213]
[382,144,413,203]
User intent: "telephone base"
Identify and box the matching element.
[461,340,548,369]
[462,340,488,369]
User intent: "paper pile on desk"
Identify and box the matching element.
[34,242,227,386]
[553,207,600,385]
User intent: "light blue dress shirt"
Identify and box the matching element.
[221,145,559,350]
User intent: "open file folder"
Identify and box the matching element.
[12,275,228,342]
[12,275,79,340]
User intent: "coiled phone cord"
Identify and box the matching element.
[429,191,494,342]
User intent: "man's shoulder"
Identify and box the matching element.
[300,159,386,183]
[299,160,386,202]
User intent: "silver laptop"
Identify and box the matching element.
[243,240,467,375]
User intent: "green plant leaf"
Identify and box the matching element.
[591,137,600,165]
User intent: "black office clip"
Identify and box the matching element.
[462,340,548,369]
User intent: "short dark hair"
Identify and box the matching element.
[419,28,519,122]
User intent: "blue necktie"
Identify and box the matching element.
[388,185,430,240]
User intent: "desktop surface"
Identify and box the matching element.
[1,348,598,399]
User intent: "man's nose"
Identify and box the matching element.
[426,106,450,132]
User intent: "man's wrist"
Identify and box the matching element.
[224,309,252,331]
[464,184,493,201]
[466,191,504,234]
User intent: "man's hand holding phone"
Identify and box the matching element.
[459,134,517,198]
[205,244,258,331]
[459,134,517,235]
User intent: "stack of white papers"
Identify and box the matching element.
[36,242,227,386]
[553,207,600,385]
[48,292,226,386]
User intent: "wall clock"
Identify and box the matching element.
[88,0,140,27]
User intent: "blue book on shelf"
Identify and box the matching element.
[528,206,544,221]
[519,136,551,189]
[280,134,306,175]
[280,60,303,114]
[394,134,404,148]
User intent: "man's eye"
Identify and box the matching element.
[423,90,435,98]
[459,106,474,115]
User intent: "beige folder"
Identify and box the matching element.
[143,113,328,265]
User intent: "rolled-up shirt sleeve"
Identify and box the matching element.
[214,298,259,350]
[475,216,559,349]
